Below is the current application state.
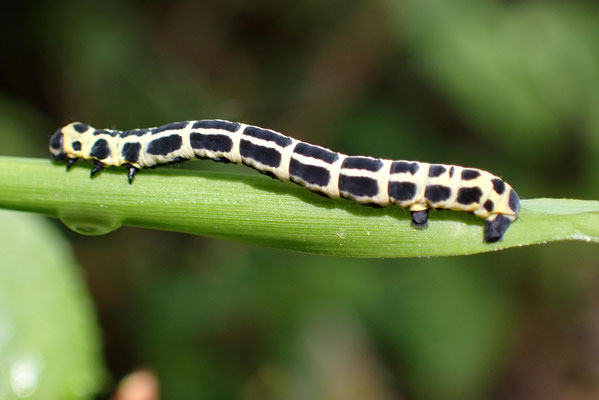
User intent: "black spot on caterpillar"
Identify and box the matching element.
[50,119,520,242]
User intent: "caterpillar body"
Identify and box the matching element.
[49,120,520,242]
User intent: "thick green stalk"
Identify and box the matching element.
[0,156,597,257]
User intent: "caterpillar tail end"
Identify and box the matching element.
[483,214,514,243]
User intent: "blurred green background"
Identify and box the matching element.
[1,0,599,399]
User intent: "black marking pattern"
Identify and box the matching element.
[243,126,292,148]
[90,139,110,159]
[146,135,183,156]
[239,139,282,168]
[461,169,481,180]
[289,158,331,187]
[73,123,89,133]
[293,142,339,164]
[152,121,188,134]
[193,120,241,132]
[425,185,451,203]
[390,161,419,175]
[388,181,417,202]
[339,175,379,198]
[122,142,141,163]
[428,165,446,178]
[72,141,81,151]
[190,132,234,153]
[509,189,520,213]
[456,187,483,205]
[492,178,505,195]
[50,131,63,150]
[341,156,383,172]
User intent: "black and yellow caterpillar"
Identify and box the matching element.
[49,120,520,242]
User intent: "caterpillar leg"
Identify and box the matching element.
[483,214,513,243]
[410,204,429,229]
[212,157,232,164]
[66,158,78,171]
[126,165,139,184]
[259,170,280,180]
[90,160,105,178]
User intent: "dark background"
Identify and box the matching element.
[2,0,599,399]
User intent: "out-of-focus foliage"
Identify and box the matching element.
[1,0,598,399]
[0,210,104,399]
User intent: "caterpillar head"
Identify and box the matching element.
[49,122,91,160]
[49,128,66,160]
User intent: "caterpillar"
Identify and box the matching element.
[49,120,520,242]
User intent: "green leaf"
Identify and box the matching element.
[0,156,597,257]
[0,208,105,399]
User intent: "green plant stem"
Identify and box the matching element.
[0,156,597,257]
